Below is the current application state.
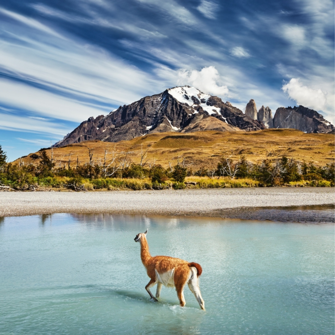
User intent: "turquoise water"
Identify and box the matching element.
[0,214,334,335]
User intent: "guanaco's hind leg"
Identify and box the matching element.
[174,266,190,307]
[188,268,205,310]
[156,282,162,298]
[175,282,186,307]
[145,279,157,301]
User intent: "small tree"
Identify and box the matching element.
[150,165,168,183]
[0,145,7,168]
[38,151,55,177]
[172,164,187,182]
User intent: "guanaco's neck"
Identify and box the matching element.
[140,237,151,266]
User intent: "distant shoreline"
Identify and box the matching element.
[0,188,334,223]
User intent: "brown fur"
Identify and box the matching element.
[135,231,205,309]
[188,262,202,277]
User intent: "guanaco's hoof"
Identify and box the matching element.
[151,297,158,302]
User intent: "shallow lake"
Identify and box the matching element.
[0,214,334,334]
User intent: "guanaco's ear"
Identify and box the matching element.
[144,229,148,235]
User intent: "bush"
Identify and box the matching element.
[172,182,186,189]
[150,166,168,184]
[152,182,170,190]
[67,176,84,190]
[303,173,322,181]
[172,165,187,183]
[92,178,108,189]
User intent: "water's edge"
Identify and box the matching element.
[1,204,334,224]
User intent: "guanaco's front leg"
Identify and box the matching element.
[156,282,162,298]
[145,279,158,301]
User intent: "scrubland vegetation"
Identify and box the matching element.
[0,143,333,191]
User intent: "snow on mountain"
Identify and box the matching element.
[168,86,221,115]
[168,86,210,105]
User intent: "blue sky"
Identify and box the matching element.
[0,0,334,161]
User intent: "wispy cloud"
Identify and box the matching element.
[0,8,62,38]
[280,25,306,48]
[17,138,54,146]
[0,112,72,136]
[0,79,106,122]
[197,0,219,19]
[230,47,250,58]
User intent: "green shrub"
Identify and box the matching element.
[92,179,108,189]
[172,165,187,183]
[172,182,186,189]
[303,173,322,181]
[151,166,168,184]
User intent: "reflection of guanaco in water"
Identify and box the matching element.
[134,230,205,310]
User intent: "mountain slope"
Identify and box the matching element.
[54,86,263,147]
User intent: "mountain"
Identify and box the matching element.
[273,106,334,133]
[258,106,273,128]
[54,86,264,147]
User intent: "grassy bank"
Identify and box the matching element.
[1,175,333,191]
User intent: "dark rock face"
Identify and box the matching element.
[245,99,257,120]
[258,106,273,128]
[273,106,334,133]
[54,86,264,147]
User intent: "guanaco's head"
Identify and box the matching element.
[134,230,147,242]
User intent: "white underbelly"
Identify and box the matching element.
[155,269,175,287]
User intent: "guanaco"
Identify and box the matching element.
[134,230,205,310]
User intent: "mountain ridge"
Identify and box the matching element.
[54,86,334,148]
[54,86,264,147]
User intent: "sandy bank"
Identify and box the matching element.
[0,188,334,223]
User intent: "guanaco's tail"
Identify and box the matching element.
[188,262,202,277]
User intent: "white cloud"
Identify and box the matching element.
[32,4,166,40]
[0,79,106,122]
[0,31,160,113]
[177,66,229,97]
[197,0,219,19]
[282,78,326,111]
[281,25,306,47]
[230,47,250,58]
[17,138,55,146]
[0,8,62,38]
[0,112,72,136]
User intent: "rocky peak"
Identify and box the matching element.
[258,106,273,128]
[245,99,257,120]
[273,105,334,133]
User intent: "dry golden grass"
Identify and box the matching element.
[15,129,335,169]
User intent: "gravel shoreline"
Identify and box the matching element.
[0,188,334,223]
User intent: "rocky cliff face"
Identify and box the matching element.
[54,86,264,147]
[273,105,334,133]
[245,99,258,120]
[258,106,273,128]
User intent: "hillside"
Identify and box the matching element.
[17,129,335,170]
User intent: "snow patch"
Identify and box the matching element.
[168,86,210,106]
[168,86,221,116]
[166,117,180,131]
[200,104,221,115]
[146,125,153,131]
